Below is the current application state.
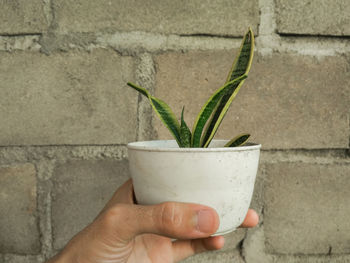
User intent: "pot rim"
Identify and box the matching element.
[127,139,261,152]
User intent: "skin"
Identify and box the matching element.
[48,179,259,263]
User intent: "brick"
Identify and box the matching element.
[271,255,350,263]
[53,0,259,36]
[154,51,349,149]
[0,0,48,34]
[243,227,350,263]
[275,0,350,36]
[221,228,246,252]
[182,250,244,263]
[0,50,137,145]
[2,255,44,263]
[0,163,40,253]
[242,227,272,263]
[51,159,130,249]
[264,162,350,254]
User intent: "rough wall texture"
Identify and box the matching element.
[0,0,349,262]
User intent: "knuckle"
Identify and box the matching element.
[101,204,126,227]
[97,204,135,242]
[156,202,183,231]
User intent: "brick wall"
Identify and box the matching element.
[0,0,349,262]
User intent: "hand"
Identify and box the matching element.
[48,179,259,263]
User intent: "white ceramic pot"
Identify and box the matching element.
[127,140,261,235]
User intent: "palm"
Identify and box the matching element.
[127,234,175,263]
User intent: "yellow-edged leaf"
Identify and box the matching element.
[224,133,250,147]
[201,28,254,147]
[127,82,182,146]
[191,75,247,147]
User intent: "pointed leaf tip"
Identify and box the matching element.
[200,28,254,147]
[127,82,182,146]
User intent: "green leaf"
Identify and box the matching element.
[191,75,247,147]
[127,82,182,146]
[225,134,250,147]
[225,27,255,82]
[180,107,192,147]
[201,28,255,147]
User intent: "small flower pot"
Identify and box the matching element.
[127,140,261,235]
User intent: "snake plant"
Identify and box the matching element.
[127,28,254,148]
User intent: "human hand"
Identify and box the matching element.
[48,179,259,263]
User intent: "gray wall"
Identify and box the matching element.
[0,0,349,262]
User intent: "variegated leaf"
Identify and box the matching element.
[225,133,250,147]
[201,28,254,147]
[180,107,192,147]
[127,82,182,146]
[191,75,247,147]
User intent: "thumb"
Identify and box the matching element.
[97,202,220,242]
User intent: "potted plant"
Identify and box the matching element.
[127,28,260,235]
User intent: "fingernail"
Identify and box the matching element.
[196,209,216,233]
